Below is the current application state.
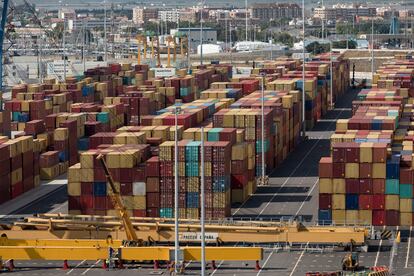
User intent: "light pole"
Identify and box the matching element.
[371,17,374,82]
[104,0,107,62]
[302,0,306,137]
[63,18,67,81]
[245,0,248,41]
[330,40,333,109]
[259,73,268,186]
[200,126,206,276]
[200,0,204,65]
[174,105,181,273]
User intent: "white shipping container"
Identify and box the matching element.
[133,182,146,196]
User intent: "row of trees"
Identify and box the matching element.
[305,40,358,55]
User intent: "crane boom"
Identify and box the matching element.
[96,154,140,243]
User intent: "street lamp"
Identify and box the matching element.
[301,0,306,138]
[174,105,182,273]
[258,73,268,186]
[200,0,205,65]
[200,126,206,276]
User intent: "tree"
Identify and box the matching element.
[45,23,64,45]
[305,41,330,55]
[332,40,357,49]
[272,32,297,47]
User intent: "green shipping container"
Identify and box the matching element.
[160,208,174,218]
[385,179,399,195]
[400,184,413,198]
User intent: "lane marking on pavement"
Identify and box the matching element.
[252,103,349,218]
[255,135,323,218]
[49,202,67,214]
[81,260,100,275]
[405,226,412,268]
[210,260,224,276]
[289,242,309,276]
[374,226,386,267]
[66,259,86,274]
[294,177,319,217]
[256,249,275,276]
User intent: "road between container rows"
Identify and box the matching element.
[232,88,358,221]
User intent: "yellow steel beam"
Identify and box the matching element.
[0,237,122,247]
[0,246,263,261]
[0,246,107,261]
[183,247,263,261]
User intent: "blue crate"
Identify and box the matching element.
[212,176,230,192]
[58,151,69,162]
[318,209,332,223]
[12,112,20,122]
[207,128,222,142]
[186,192,199,208]
[77,137,90,151]
[17,113,29,123]
[345,194,359,210]
[386,155,400,179]
[93,182,107,196]
[160,208,174,218]
[385,179,399,194]
[185,162,199,177]
[97,112,110,124]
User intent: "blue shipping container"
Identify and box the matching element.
[346,194,359,210]
[93,182,107,196]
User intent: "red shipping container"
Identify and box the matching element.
[373,179,385,194]
[146,192,160,208]
[345,143,360,163]
[372,210,386,226]
[23,177,34,192]
[80,195,94,210]
[359,195,373,210]
[133,209,146,217]
[119,168,133,183]
[0,144,10,162]
[400,168,413,184]
[68,196,81,210]
[385,210,400,226]
[146,208,159,217]
[345,179,359,194]
[372,194,385,210]
[39,151,59,168]
[359,163,372,178]
[94,196,107,210]
[372,143,387,163]
[359,179,373,194]
[319,157,333,178]
[10,154,22,171]
[332,163,345,178]
[0,181,10,204]
[146,157,160,177]
[11,181,23,198]
[81,182,94,195]
[0,158,10,176]
[146,177,159,193]
[106,196,115,209]
[319,194,332,209]
[120,183,133,195]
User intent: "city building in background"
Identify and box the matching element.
[314,4,376,21]
[251,3,301,22]
[132,7,158,25]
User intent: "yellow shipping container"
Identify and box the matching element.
[332,194,345,210]
[372,163,386,179]
[80,152,94,169]
[345,163,359,178]
[336,119,348,131]
[319,178,333,194]
[400,199,412,213]
[68,182,81,196]
[80,168,94,182]
[358,210,372,225]
[68,164,81,182]
[133,196,146,209]
[385,195,400,210]
[359,142,373,163]
[332,178,346,194]
[346,210,359,224]
[400,213,413,226]
[332,210,346,223]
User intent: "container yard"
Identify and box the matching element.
[1,1,414,275]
